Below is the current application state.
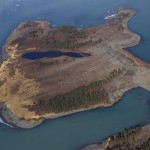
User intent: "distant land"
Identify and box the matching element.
[82,124,150,150]
[0,8,149,135]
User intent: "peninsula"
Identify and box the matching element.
[0,9,149,129]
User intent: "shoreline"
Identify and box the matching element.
[80,123,150,150]
[0,103,17,128]
[0,8,150,129]
[0,87,139,129]
[0,116,14,128]
[0,86,137,128]
[0,97,122,128]
[0,102,44,129]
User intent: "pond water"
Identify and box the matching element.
[0,0,150,62]
[22,50,84,60]
[0,0,150,150]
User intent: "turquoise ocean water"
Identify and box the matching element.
[0,0,150,150]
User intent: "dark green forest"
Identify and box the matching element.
[46,26,91,50]
[27,69,122,114]
[106,125,150,150]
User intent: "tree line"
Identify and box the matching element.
[26,68,122,114]
[11,25,99,51]
[46,26,89,50]
[106,124,150,150]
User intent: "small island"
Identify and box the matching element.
[0,9,149,129]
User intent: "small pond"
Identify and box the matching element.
[22,50,86,60]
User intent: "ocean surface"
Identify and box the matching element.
[0,0,150,150]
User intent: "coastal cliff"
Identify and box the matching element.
[0,9,149,128]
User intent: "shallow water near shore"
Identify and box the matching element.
[0,0,150,150]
